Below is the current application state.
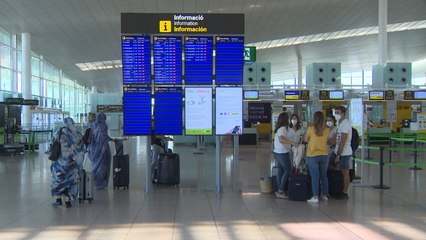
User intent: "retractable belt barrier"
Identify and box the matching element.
[355,142,426,189]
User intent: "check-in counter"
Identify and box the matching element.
[239,128,257,145]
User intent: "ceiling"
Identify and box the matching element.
[0,0,425,92]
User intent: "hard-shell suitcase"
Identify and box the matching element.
[288,174,311,201]
[328,170,344,197]
[156,153,180,186]
[79,169,94,203]
[113,154,130,189]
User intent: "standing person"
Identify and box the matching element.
[288,114,303,145]
[305,111,330,204]
[273,112,299,199]
[48,117,84,208]
[329,106,352,199]
[288,114,304,171]
[88,112,115,189]
[326,115,338,153]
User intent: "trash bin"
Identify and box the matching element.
[259,177,272,193]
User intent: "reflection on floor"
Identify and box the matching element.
[0,137,425,240]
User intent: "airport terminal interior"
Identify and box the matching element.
[1,0,426,239]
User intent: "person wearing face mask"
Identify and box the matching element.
[288,114,303,145]
[288,114,304,171]
[328,106,352,199]
[326,115,338,152]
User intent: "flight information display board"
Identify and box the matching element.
[121,36,151,85]
[184,36,213,85]
[215,36,244,85]
[185,87,213,135]
[154,87,183,135]
[153,36,182,85]
[215,87,243,135]
[123,87,152,135]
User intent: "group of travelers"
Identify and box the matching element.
[47,112,114,208]
[273,106,352,203]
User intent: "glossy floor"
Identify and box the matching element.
[0,138,425,240]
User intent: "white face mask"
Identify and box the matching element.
[326,121,334,127]
[334,114,342,121]
[291,120,298,126]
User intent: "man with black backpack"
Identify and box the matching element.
[329,106,352,199]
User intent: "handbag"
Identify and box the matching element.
[48,128,64,161]
[82,128,91,146]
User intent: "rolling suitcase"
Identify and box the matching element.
[113,154,130,189]
[156,153,180,186]
[113,140,130,189]
[79,169,94,203]
[288,174,311,201]
[328,170,343,197]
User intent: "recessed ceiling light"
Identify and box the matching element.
[249,4,260,8]
[75,60,122,71]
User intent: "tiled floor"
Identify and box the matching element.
[1,137,426,240]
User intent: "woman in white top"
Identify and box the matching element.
[288,114,303,144]
[273,112,300,199]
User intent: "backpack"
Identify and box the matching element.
[351,127,360,154]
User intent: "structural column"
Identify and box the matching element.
[11,35,18,95]
[378,0,388,65]
[21,33,32,128]
[295,45,303,86]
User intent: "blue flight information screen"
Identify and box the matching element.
[123,87,151,135]
[153,36,182,85]
[121,36,151,85]
[154,87,183,135]
[215,36,244,85]
[184,36,213,85]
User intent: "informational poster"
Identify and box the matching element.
[185,87,213,135]
[248,102,271,124]
[215,87,243,135]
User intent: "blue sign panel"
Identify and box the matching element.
[121,36,151,85]
[184,36,213,85]
[215,36,244,85]
[154,87,183,135]
[153,36,182,85]
[123,87,152,135]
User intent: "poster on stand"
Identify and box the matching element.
[215,87,243,135]
[185,87,213,135]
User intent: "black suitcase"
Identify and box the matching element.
[328,170,343,197]
[113,154,130,189]
[156,153,180,186]
[288,174,311,201]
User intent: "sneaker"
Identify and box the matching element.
[307,197,319,204]
[335,193,349,200]
[275,192,288,199]
[321,195,329,201]
[51,198,62,206]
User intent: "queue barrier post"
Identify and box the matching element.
[372,146,390,190]
[409,139,422,171]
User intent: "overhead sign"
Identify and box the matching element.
[244,46,256,62]
[121,13,244,34]
[385,90,394,100]
[369,91,384,100]
[185,87,213,135]
[97,105,123,113]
